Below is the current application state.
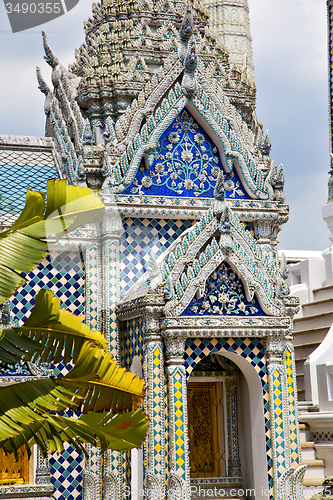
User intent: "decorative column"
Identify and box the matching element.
[101,205,123,500]
[35,449,52,485]
[283,344,301,469]
[264,336,288,500]
[164,334,189,500]
[143,305,165,500]
[81,224,102,500]
[225,374,241,477]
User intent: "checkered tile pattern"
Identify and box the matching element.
[270,367,286,476]
[49,443,84,500]
[152,347,163,473]
[103,242,119,357]
[120,218,195,295]
[89,446,100,475]
[10,251,85,324]
[184,338,273,489]
[171,368,186,479]
[164,381,171,478]
[85,242,100,331]
[123,317,145,369]
[0,149,58,226]
[122,451,131,493]
[284,347,299,468]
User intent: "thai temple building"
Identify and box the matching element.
[2,1,333,500]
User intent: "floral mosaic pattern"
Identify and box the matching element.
[182,261,264,316]
[125,109,248,199]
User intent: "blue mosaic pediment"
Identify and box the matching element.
[123,109,249,200]
[181,261,264,317]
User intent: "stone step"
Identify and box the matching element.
[313,283,333,301]
[303,478,324,487]
[293,326,329,346]
[301,441,315,448]
[296,373,305,387]
[294,311,333,331]
[300,427,313,441]
[302,297,333,316]
[302,459,325,468]
[301,447,316,460]
[294,343,322,360]
[298,389,306,402]
[304,466,326,479]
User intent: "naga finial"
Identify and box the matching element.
[182,36,197,96]
[185,37,197,73]
[214,170,225,201]
[180,4,193,42]
[260,130,272,155]
[42,31,59,68]
[178,4,193,63]
[36,66,50,96]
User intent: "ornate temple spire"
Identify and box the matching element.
[203,0,254,84]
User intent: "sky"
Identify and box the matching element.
[0,0,329,251]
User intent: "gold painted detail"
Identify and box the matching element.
[188,382,225,477]
[0,448,30,485]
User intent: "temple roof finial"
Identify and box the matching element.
[36,66,50,96]
[42,31,59,68]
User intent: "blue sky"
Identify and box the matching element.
[0,0,329,251]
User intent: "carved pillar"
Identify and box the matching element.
[35,448,52,485]
[100,206,124,500]
[101,205,122,356]
[164,335,188,500]
[144,306,165,500]
[265,336,289,499]
[81,226,103,499]
[225,374,241,477]
[82,226,101,333]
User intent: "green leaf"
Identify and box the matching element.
[0,179,105,303]
[61,343,145,413]
[1,290,108,367]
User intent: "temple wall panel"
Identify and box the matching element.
[119,218,195,296]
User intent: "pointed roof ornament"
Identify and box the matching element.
[180,4,193,41]
[182,36,197,96]
[260,130,272,155]
[42,31,59,69]
[213,170,226,220]
[179,4,193,63]
[36,66,50,96]
[214,169,225,202]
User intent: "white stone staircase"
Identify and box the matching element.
[293,284,333,401]
[300,423,326,498]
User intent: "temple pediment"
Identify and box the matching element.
[119,193,295,319]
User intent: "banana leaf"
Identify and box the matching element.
[0,343,148,459]
[1,409,149,459]
[0,290,107,367]
[0,179,105,303]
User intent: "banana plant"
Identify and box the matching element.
[0,178,105,304]
[0,181,148,460]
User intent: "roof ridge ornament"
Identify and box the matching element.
[179,4,193,63]
[182,36,197,96]
[36,66,50,96]
[42,31,59,69]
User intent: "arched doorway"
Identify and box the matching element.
[187,351,269,500]
[187,355,242,497]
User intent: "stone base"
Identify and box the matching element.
[0,484,53,499]
[190,477,243,499]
